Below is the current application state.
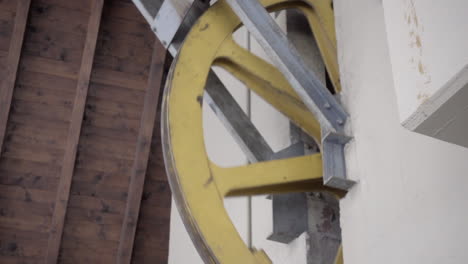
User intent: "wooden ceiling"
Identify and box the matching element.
[0,0,171,263]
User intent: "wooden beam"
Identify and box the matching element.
[116,41,167,264]
[45,0,104,263]
[0,0,31,156]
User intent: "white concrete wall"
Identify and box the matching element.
[381,0,468,147]
[381,0,468,123]
[335,0,468,263]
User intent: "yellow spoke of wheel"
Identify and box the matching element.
[215,38,321,141]
[211,154,323,197]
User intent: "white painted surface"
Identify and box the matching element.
[382,0,468,147]
[335,0,468,263]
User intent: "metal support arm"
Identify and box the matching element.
[225,0,355,190]
[224,0,348,133]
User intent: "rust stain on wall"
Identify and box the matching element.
[404,0,432,102]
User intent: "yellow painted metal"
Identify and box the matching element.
[334,246,344,264]
[215,38,321,141]
[213,154,323,197]
[162,0,344,263]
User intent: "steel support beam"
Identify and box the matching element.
[225,0,355,190]
[205,72,274,162]
[225,0,348,134]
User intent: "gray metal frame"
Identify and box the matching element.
[224,0,348,133]
[225,0,355,191]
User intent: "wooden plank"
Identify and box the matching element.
[87,83,145,106]
[0,0,31,156]
[0,157,61,177]
[11,99,72,122]
[72,168,129,188]
[0,184,55,204]
[81,126,138,145]
[75,154,133,175]
[19,55,78,79]
[58,248,115,264]
[16,71,77,95]
[83,111,141,134]
[63,219,121,242]
[0,234,47,258]
[0,0,17,13]
[0,10,15,22]
[94,54,152,75]
[60,237,118,255]
[85,96,143,120]
[0,169,59,190]
[45,1,104,263]
[68,195,126,215]
[13,85,74,108]
[27,4,89,37]
[116,41,166,264]
[2,142,63,165]
[78,137,136,161]
[22,41,84,64]
[6,121,68,146]
[70,180,129,201]
[32,0,92,13]
[65,207,122,225]
[92,68,148,90]
[8,112,69,135]
[0,256,42,264]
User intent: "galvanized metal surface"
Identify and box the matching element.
[226,0,355,191]
[322,130,355,190]
[307,193,342,264]
[268,193,308,244]
[205,72,274,163]
[225,0,348,133]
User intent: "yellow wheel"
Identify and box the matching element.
[162,0,343,263]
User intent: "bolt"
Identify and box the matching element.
[337,119,344,125]
[324,103,331,109]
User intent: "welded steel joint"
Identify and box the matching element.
[225,0,355,190]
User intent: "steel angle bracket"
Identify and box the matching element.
[225,0,355,190]
[322,130,355,190]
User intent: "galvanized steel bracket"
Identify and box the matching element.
[322,129,355,190]
[268,193,308,244]
[224,0,348,134]
[225,0,356,190]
